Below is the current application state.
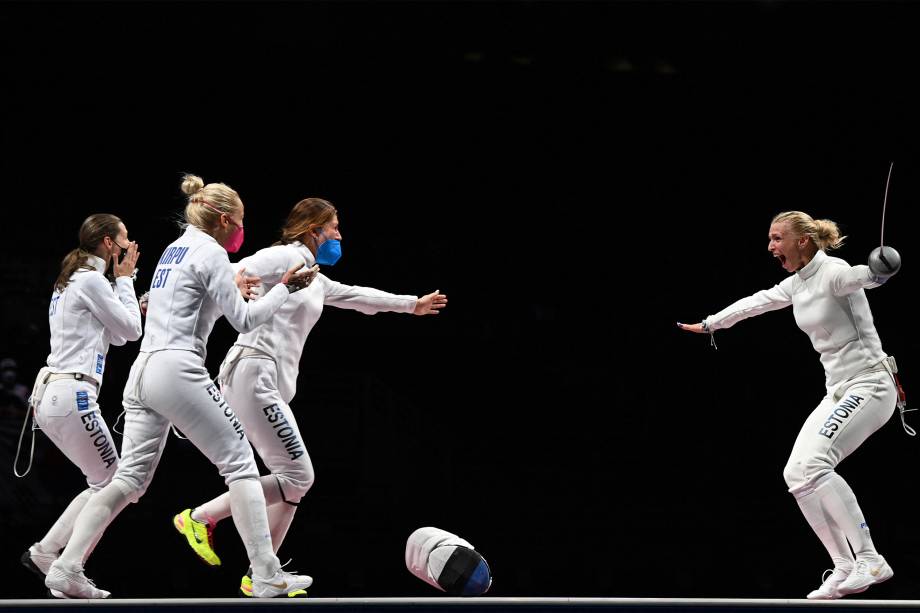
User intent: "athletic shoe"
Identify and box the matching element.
[250,567,312,598]
[21,545,58,577]
[45,562,110,599]
[806,566,850,599]
[837,556,894,596]
[240,567,308,598]
[239,569,254,597]
[173,508,221,566]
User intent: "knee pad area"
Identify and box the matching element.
[275,469,314,504]
[786,463,834,498]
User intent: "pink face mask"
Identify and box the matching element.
[224,224,244,253]
[202,201,245,253]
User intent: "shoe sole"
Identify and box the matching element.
[46,588,109,599]
[806,591,841,600]
[252,584,311,598]
[253,590,310,598]
[46,585,110,599]
[839,567,894,596]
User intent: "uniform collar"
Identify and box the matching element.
[796,248,826,280]
[186,224,218,245]
[87,254,107,273]
[290,241,316,267]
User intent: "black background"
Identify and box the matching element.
[2,0,920,600]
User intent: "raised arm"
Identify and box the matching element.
[202,250,290,334]
[828,264,883,297]
[204,245,318,332]
[82,273,143,345]
[237,247,302,288]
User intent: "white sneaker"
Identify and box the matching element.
[837,556,893,596]
[20,544,58,576]
[806,566,851,599]
[251,567,313,598]
[45,562,111,599]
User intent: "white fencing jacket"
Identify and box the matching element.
[704,249,887,390]
[47,255,143,386]
[141,225,289,360]
[231,241,418,403]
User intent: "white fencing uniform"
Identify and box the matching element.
[115,225,290,497]
[34,254,142,488]
[192,241,416,547]
[53,225,293,579]
[28,254,141,557]
[704,249,897,565]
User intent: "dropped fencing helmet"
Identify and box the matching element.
[405,527,492,596]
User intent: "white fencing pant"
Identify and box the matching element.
[34,378,118,490]
[784,367,896,563]
[32,376,118,554]
[193,355,314,553]
[115,350,260,497]
[57,350,280,577]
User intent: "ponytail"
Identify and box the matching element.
[54,248,94,292]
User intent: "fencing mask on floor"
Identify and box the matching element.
[405,526,492,596]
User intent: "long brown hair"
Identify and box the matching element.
[54,214,123,292]
[275,197,337,245]
[275,198,337,245]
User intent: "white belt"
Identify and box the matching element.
[44,372,99,388]
[235,347,274,361]
[218,345,275,386]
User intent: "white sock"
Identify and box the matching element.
[228,478,279,578]
[267,502,298,554]
[819,472,879,559]
[193,474,285,526]
[794,482,854,570]
[57,481,132,569]
[38,488,93,554]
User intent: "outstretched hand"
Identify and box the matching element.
[234,267,262,300]
[282,263,320,293]
[676,322,706,334]
[414,290,447,315]
[113,241,139,278]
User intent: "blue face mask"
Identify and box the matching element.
[316,238,342,266]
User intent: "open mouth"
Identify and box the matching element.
[776,254,787,266]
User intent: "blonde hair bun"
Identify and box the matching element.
[181,174,205,196]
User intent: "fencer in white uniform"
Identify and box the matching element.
[171,197,447,596]
[678,211,902,599]
[20,214,141,592]
[44,175,317,599]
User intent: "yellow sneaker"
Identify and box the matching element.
[239,571,253,597]
[173,509,221,566]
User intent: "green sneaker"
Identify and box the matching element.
[239,569,253,597]
[173,509,221,566]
